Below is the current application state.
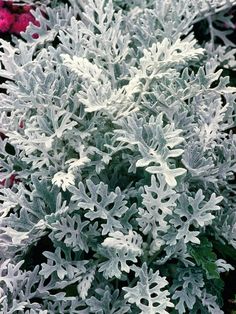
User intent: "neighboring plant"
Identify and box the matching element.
[0,0,236,313]
[0,1,39,36]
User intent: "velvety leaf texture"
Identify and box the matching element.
[0,0,236,313]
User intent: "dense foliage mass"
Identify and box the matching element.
[0,0,236,313]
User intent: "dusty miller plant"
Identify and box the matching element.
[0,0,236,313]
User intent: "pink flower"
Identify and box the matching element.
[0,1,4,8]
[0,8,15,33]
[32,33,39,39]
[0,174,19,188]
[5,0,18,11]
[19,120,24,129]
[0,132,7,140]
[23,5,32,13]
[11,12,39,34]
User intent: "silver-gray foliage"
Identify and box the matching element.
[0,0,236,313]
